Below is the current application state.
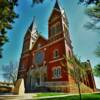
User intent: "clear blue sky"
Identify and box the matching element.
[0,0,100,88]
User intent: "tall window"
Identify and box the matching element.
[50,22,61,37]
[52,67,61,79]
[53,49,59,59]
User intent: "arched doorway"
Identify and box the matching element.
[26,65,47,92]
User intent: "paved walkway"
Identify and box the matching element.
[0,93,36,100]
[0,93,76,100]
[0,92,99,100]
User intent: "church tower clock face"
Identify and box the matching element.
[34,51,44,65]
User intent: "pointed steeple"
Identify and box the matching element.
[54,0,60,10]
[29,17,37,33]
[23,17,38,52]
[24,17,36,39]
[53,0,65,15]
[29,20,34,31]
[48,0,71,49]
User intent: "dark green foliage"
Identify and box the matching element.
[79,0,100,30]
[0,0,45,58]
[79,0,100,62]
[95,43,100,57]
[62,55,87,100]
[94,44,100,77]
[0,0,18,58]
[84,4,100,30]
[93,64,100,77]
[32,0,44,5]
[79,0,100,5]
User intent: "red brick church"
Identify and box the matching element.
[17,0,96,93]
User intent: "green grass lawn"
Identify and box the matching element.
[37,92,66,97]
[35,93,100,100]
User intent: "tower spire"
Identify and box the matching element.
[54,0,60,10]
[29,16,37,32]
[23,16,38,52]
[29,20,34,31]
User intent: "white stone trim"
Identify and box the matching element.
[21,53,30,58]
[49,32,62,39]
[41,81,67,87]
[33,37,64,53]
[49,57,64,64]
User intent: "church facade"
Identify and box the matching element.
[17,1,96,93]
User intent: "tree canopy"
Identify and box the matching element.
[0,0,45,58]
[0,0,18,58]
[79,0,100,30]
[62,55,88,100]
[79,0,100,5]
[93,64,100,77]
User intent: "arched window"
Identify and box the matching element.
[52,66,61,79]
[53,49,59,59]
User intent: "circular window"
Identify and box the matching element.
[34,51,44,65]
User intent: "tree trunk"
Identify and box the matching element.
[77,82,82,100]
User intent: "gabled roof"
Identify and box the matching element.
[32,33,48,50]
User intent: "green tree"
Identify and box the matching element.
[0,0,45,58]
[79,0,100,30]
[79,0,100,75]
[62,55,87,100]
[0,0,18,58]
[94,44,100,77]
[93,64,100,77]
[79,0,100,5]
[95,43,100,57]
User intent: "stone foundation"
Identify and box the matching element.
[47,82,94,93]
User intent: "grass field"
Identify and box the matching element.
[37,92,66,97]
[35,93,100,100]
